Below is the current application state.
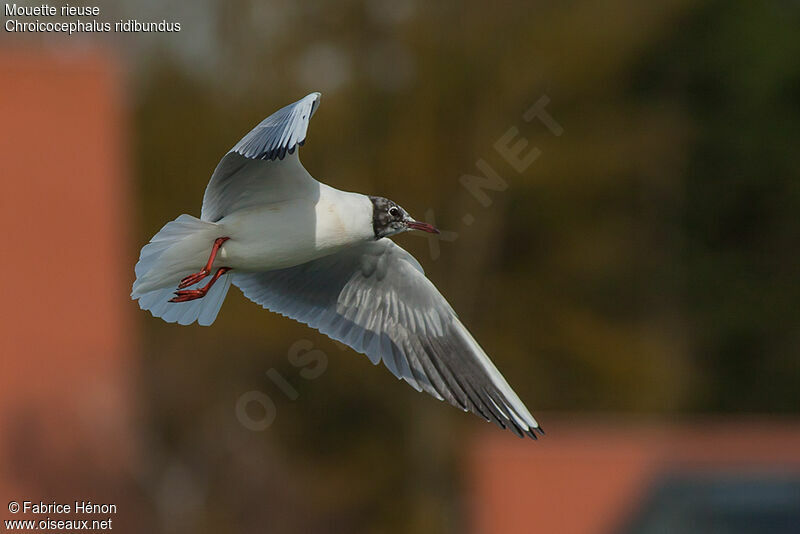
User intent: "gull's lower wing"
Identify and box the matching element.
[232,239,542,438]
[201,92,322,222]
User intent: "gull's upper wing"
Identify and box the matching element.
[232,239,542,438]
[201,92,322,222]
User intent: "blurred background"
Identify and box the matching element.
[2,1,799,532]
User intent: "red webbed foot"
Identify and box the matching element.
[178,270,210,289]
[169,267,232,303]
[177,236,231,289]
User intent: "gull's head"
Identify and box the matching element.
[369,196,439,239]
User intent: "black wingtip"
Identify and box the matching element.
[524,428,538,440]
[510,425,525,439]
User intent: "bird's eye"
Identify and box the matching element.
[388,207,401,218]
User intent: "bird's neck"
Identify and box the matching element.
[315,185,375,249]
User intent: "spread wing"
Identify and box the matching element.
[232,239,542,438]
[201,92,322,222]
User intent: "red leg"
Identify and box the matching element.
[178,237,230,289]
[170,267,232,303]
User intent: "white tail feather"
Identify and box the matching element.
[131,214,231,326]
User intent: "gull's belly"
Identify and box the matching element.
[211,196,367,272]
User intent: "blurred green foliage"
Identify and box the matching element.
[131,1,800,532]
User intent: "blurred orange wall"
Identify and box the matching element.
[0,48,136,527]
[467,417,800,534]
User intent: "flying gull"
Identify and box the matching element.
[131,93,542,439]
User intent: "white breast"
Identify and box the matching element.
[214,183,374,272]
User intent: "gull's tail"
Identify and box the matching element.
[131,214,232,326]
